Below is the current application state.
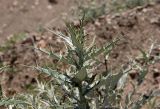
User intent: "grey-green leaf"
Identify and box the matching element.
[35,66,70,83]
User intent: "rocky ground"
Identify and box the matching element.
[0,0,75,43]
[0,1,160,108]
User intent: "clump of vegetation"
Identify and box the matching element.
[75,0,106,22]
[73,0,154,23]
[109,0,153,12]
[125,0,150,9]
[0,32,27,73]
[0,16,158,109]
[0,32,27,52]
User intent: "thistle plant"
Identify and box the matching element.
[0,16,157,109]
[34,16,121,108]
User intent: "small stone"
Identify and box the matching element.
[106,18,112,24]
[154,68,159,73]
[0,30,3,34]
[13,1,18,6]
[31,5,35,9]
[150,17,160,25]
[94,21,101,27]
[35,0,39,5]
[47,5,52,10]
[38,40,46,48]
[73,20,80,27]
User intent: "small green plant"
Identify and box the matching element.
[75,0,106,22]
[125,0,149,9]
[109,0,152,12]
[0,17,157,109]
[0,32,27,52]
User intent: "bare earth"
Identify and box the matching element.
[0,0,75,43]
[0,1,160,108]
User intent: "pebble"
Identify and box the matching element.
[38,40,46,48]
[94,20,101,27]
[13,1,18,7]
[47,5,53,10]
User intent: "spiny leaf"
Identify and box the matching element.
[105,72,124,93]
[117,73,128,89]
[54,32,74,49]
[0,98,25,106]
[105,68,131,92]
[67,23,84,52]
[85,69,128,96]
[34,47,72,65]
[86,67,131,97]
[137,67,148,85]
[125,82,136,109]
[45,27,75,50]
[0,66,10,73]
[86,38,120,61]
[35,66,70,83]
[138,48,149,63]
